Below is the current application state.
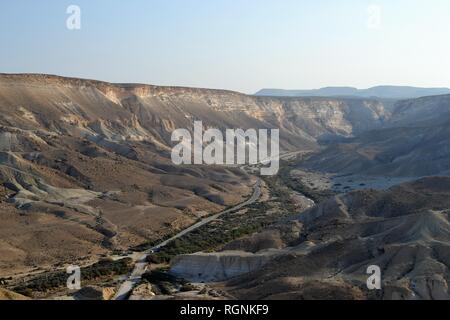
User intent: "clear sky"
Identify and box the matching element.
[1,0,449,93]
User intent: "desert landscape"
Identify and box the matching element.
[0,73,449,300]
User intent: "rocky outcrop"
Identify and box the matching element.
[73,286,115,300]
[129,283,155,300]
[170,250,284,282]
[0,288,30,300]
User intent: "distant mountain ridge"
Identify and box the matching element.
[255,86,450,99]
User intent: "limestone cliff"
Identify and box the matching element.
[170,250,284,282]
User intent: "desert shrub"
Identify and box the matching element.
[142,270,181,284]
[158,282,175,295]
[180,283,197,292]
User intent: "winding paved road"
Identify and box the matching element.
[113,151,309,299]
[114,178,262,300]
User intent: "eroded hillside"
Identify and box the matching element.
[219,177,450,300]
[303,94,450,177]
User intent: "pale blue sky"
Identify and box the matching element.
[1,0,449,93]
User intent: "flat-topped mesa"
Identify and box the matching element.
[0,73,248,99]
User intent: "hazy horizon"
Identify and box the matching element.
[1,0,450,93]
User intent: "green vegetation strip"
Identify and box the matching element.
[12,258,133,297]
[147,175,298,264]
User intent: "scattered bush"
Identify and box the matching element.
[13,258,133,294]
